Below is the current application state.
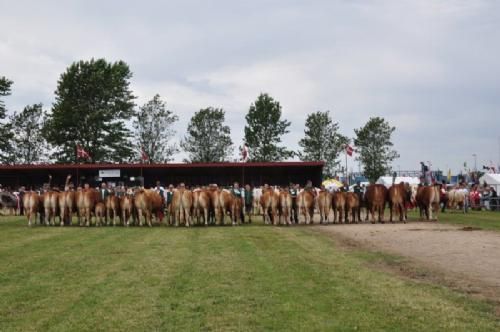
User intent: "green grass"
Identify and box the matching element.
[407,209,500,231]
[0,216,499,331]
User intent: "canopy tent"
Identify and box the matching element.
[322,178,343,191]
[479,173,500,191]
[376,176,420,188]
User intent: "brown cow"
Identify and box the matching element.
[192,189,212,226]
[332,191,346,223]
[105,192,121,226]
[388,182,410,223]
[317,190,332,224]
[297,190,314,225]
[231,192,243,226]
[171,187,193,227]
[416,184,441,221]
[120,194,135,226]
[58,191,76,226]
[364,184,388,223]
[75,189,84,226]
[260,188,279,225]
[82,189,98,227]
[344,192,360,223]
[94,202,106,226]
[279,190,292,226]
[42,191,59,226]
[211,189,233,226]
[134,189,153,227]
[23,191,40,227]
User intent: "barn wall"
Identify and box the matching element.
[0,164,323,190]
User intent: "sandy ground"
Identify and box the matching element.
[317,222,500,302]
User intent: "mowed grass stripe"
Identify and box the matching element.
[0,228,143,331]
[41,229,192,332]
[0,217,499,331]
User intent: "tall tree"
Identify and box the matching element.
[298,111,348,178]
[133,94,179,163]
[43,59,136,163]
[181,107,233,163]
[0,76,14,162]
[8,104,48,164]
[244,93,293,162]
[354,117,399,183]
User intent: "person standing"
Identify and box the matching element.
[289,183,299,224]
[99,182,109,202]
[243,184,254,223]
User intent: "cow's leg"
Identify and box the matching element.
[147,211,153,227]
[138,208,144,226]
[175,207,180,227]
[203,207,209,226]
[44,207,50,226]
[184,208,190,227]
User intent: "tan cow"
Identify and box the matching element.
[231,192,243,226]
[75,189,84,226]
[192,189,212,226]
[82,189,98,227]
[388,182,410,223]
[171,187,193,227]
[211,189,233,226]
[317,190,332,224]
[58,191,76,226]
[23,191,40,227]
[260,188,279,225]
[447,189,466,211]
[120,194,135,226]
[134,189,152,227]
[364,184,388,223]
[42,191,59,226]
[344,192,360,223]
[279,190,292,226]
[105,192,121,226]
[332,191,346,224]
[297,190,315,225]
[94,202,106,226]
[416,184,441,221]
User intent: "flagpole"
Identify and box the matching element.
[345,148,348,186]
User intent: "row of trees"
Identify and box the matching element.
[0,58,398,182]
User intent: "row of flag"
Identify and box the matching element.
[78,142,355,163]
[76,144,150,161]
[237,144,356,161]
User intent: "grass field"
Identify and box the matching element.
[426,209,500,231]
[1,214,499,331]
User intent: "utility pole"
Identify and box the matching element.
[472,153,477,172]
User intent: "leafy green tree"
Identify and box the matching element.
[181,107,233,163]
[8,104,48,164]
[0,76,14,162]
[354,117,399,183]
[298,111,348,178]
[244,93,293,162]
[43,59,136,163]
[133,94,179,163]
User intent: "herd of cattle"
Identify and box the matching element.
[19,182,445,227]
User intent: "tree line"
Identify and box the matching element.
[0,58,398,182]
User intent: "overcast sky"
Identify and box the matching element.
[1,0,499,173]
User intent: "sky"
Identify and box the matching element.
[1,0,499,173]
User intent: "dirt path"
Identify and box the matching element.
[317,222,500,302]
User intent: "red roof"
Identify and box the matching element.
[0,161,324,170]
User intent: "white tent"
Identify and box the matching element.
[479,173,500,191]
[376,176,421,188]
